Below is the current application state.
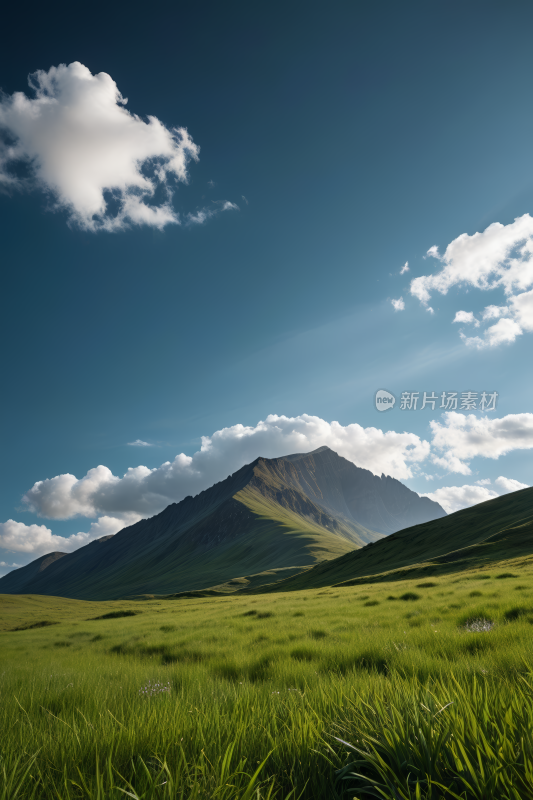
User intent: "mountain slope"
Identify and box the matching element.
[0,447,445,600]
[252,486,533,593]
[0,551,69,593]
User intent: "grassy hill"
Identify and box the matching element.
[253,486,533,593]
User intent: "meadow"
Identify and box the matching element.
[2,563,533,799]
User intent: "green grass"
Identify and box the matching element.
[2,562,533,798]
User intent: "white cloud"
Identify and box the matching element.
[484,317,523,346]
[0,519,96,556]
[460,317,523,349]
[422,484,498,513]
[509,288,533,332]
[185,200,239,225]
[400,262,409,274]
[391,297,405,311]
[426,306,434,315]
[453,310,479,327]
[0,61,204,231]
[409,215,533,348]
[422,473,529,513]
[411,215,533,304]
[0,513,139,557]
[425,245,440,259]
[22,414,431,524]
[494,475,529,493]
[475,478,492,486]
[482,305,508,320]
[127,439,153,447]
[430,411,533,474]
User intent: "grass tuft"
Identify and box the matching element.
[503,605,533,621]
[400,592,420,601]
[11,619,59,631]
[90,609,140,620]
[309,629,328,639]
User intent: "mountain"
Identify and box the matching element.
[253,486,533,593]
[0,551,68,593]
[0,447,445,600]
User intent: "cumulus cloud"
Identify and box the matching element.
[400,262,409,274]
[494,475,529,493]
[509,288,533,332]
[430,412,533,475]
[482,305,508,320]
[460,317,523,349]
[391,297,405,311]
[453,310,479,327]
[422,474,529,513]
[422,484,499,513]
[409,215,533,348]
[22,414,431,525]
[0,513,139,557]
[127,439,153,447]
[0,61,226,231]
[0,519,96,556]
[411,215,533,303]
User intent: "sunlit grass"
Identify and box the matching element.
[1,564,533,798]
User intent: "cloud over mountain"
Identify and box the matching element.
[22,414,431,524]
[4,411,533,557]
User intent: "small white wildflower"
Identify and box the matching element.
[464,618,494,633]
[138,679,172,698]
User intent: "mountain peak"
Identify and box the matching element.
[0,447,445,600]
[280,445,335,462]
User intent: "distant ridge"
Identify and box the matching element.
[0,447,445,600]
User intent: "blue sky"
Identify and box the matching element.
[1,0,533,571]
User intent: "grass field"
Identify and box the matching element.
[2,559,533,799]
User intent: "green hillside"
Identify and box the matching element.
[1,494,364,601]
[253,486,533,593]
